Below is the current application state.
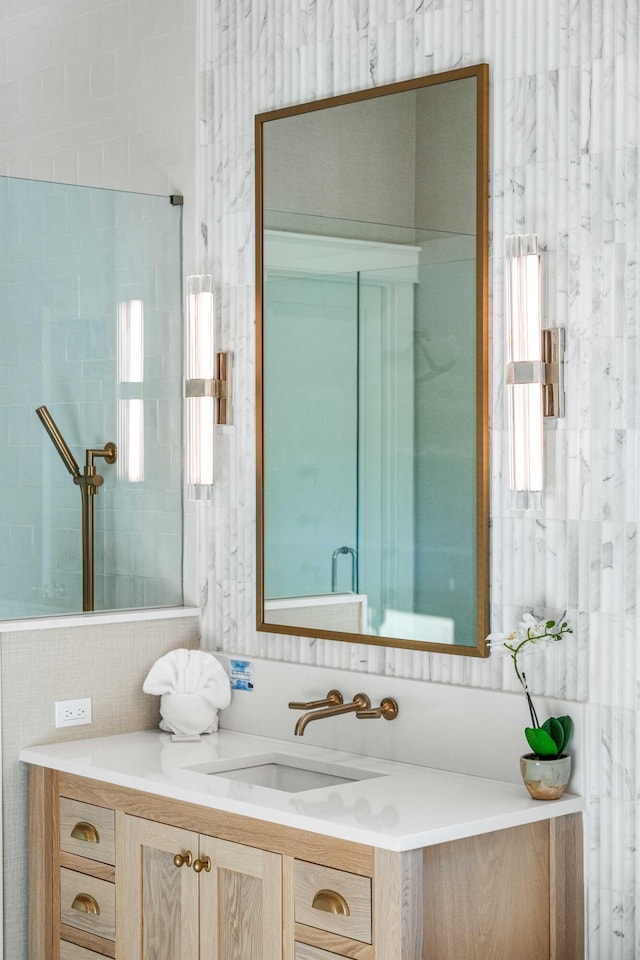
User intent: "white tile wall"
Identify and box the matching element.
[196,0,640,955]
[0,0,198,269]
[0,2,198,960]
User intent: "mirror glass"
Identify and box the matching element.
[256,66,488,654]
[0,176,183,620]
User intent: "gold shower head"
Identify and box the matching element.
[36,405,81,478]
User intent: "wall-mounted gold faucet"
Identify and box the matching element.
[288,689,398,736]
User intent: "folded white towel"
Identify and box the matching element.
[143,649,232,736]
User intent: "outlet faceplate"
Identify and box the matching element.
[55,697,92,728]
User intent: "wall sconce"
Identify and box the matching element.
[184,275,230,496]
[505,235,564,509]
[117,299,144,483]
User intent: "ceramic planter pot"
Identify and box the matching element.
[519,753,571,800]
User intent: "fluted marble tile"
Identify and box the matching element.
[194,2,640,952]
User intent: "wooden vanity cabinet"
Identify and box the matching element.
[28,766,584,960]
[121,816,282,960]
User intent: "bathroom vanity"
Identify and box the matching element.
[23,730,584,960]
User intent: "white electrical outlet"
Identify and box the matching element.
[55,697,92,728]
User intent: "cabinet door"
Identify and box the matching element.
[121,815,200,960]
[199,836,282,960]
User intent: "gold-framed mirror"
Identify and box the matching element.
[256,64,489,655]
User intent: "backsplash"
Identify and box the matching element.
[196,0,638,954]
[216,654,586,793]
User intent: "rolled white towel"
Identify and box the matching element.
[143,649,232,736]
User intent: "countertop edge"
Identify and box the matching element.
[20,733,586,853]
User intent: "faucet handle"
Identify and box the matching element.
[356,697,399,721]
[288,689,343,711]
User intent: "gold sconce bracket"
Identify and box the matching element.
[505,326,565,419]
[185,351,231,426]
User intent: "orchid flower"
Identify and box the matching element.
[488,613,573,758]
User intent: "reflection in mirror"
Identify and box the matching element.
[256,66,488,655]
[0,177,183,620]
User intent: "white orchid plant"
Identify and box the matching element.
[488,613,573,759]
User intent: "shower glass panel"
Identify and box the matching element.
[264,269,358,601]
[0,176,183,619]
[262,213,476,644]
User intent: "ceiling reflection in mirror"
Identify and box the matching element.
[256,66,488,655]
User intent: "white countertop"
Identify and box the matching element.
[20,729,584,852]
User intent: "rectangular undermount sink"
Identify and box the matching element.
[185,752,385,794]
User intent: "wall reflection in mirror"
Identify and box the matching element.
[0,176,183,620]
[256,66,489,655]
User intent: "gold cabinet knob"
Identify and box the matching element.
[173,851,193,868]
[193,855,211,874]
[311,889,350,916]
[70,821,100,843]
[71,893,100,915]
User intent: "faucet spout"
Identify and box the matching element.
[294,693,371,736]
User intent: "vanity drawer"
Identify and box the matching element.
[60,798,115,865]
[60,868,116,941]
[295,944,347,960]
[60,942,105,960]
[294,860,372,943]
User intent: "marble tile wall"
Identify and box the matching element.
[197,0,640,954]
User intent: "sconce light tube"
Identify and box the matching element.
[117,299,144,383]
[117,398,144,483]
[505,235,543,506]
[116,299,145,482]
[505,235,565,510]
[184,275,231,495]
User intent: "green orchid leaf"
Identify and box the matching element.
[525,727,559,757]
[542,717,565,750]
[554,715,573,754]
[546,620,555,629]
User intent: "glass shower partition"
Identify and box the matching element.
[0,176,183,619]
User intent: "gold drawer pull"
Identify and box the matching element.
[312,889,350,916]
[70,821,100,844]
[71,893,100,916]
[193,855,211,873]
[174,851,193,868]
